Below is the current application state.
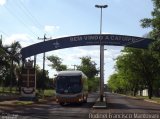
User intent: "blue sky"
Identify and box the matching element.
[0,0,153,83]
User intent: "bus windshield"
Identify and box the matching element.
[56,75,82,94]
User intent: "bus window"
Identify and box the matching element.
[56,76,82,94]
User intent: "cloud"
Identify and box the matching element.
[4,33,36,47]
[0,0,6,6]
[44,25,60,33]
[31,26,39,32]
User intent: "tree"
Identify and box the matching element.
[114,48,149,96]
[47,55,67,71]
[140,0,160,40]
[6,42,22,92]
[35,65,50,90]
[0,40,11,91]
[108,0,160,99]
[77,56,99,78]
[111,47,160,98]
[77,56,99,92]
[0,38,22,93]
[0,39,7,91]
[140,0,160,98]
[108,73,119,92]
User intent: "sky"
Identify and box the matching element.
[0,0,153,83]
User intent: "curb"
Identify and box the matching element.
[0,97,56,107]
[118,93,160,105]
[92,97,108,109]
[144,99,159,104]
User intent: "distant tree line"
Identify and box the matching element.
[108,0,160,99]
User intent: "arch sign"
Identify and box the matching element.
[21,34,153,59]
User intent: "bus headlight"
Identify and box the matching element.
[78,98,82,102]
[56,99,59,102]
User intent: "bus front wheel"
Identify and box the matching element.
[60,102,65,106]
[83,96,87,103]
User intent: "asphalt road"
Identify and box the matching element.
[91,92,160,119]
[1,92,160,119]
[0,93,99,119]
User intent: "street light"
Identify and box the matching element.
[95,4,108,102]
[95,5,108,8]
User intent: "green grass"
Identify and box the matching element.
[44,89,55,97]
[135,95,148,99]
[0,87,55,96]
[14,101,34,105]
[0,87,55,99]
[119,93,160,104]
[147,97,160,103]
[128,95,160,104]
[0,87,19,94]
[36,89,55,98]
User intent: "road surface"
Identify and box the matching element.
[0,92,160,119]
[91,92,160,119]
[0,93,98,119]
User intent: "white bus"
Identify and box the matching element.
[55,70,88,105]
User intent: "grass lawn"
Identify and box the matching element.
[0,87,19,94]
[37,89,55,98]
[119,93,160,104]
[146,97,160,103]
[130,95,160,104]
[14,101,34,105]
[0,87,55,96]
[44,89,55,97]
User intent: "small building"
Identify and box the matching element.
[138,89,148,96]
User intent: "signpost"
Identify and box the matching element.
[20,60,36,100]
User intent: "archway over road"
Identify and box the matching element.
[21,34,153,60]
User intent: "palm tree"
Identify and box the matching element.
[0,39,10,92]
[6,42,22,92]
[0,39,5,92]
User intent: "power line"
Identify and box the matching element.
[18,0,44,29]
[0,35,2,41]
[4,5,39,38]
[18,0,53,37]
[15,0,43,30]
[0,30,10,37]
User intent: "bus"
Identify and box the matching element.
[55,70,88,105]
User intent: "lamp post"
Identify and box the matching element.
[95,4,108,102]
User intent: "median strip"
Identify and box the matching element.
[93,97,107,109]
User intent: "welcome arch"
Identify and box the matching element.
[21,34,153,60]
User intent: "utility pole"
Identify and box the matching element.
[38,34,51,97]
[0,34,2,40]
[0,35,2,45]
